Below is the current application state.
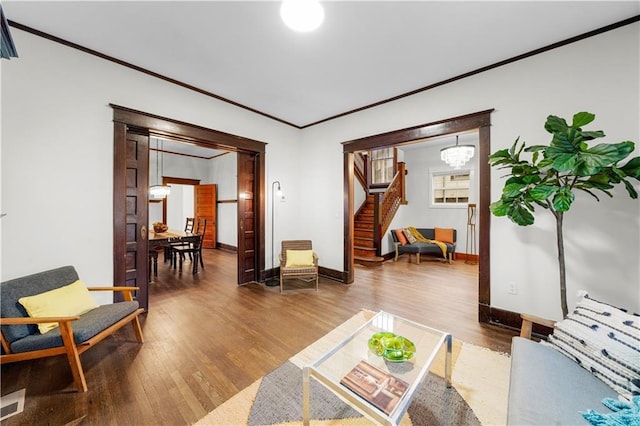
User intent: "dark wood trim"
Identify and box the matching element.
[161,177,201,224]
[162,176,201,186]
[478,125,491,312]
[302,15,640,128]
[455,253,479,262]
[486,306,554,340]
[318,266,348,283]
[344,152,355,284]
[216,242,237,252]
[111,105,266,285]
[150,146,227,161]
[343,110,494,323]
[11,16,638,129]
[342,110,493,153]
[112,122,127,302]
[8,21,298,129]
[217,199,238,204]
[112,104,267,154]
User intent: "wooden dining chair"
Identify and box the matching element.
[164,217,196,262]
[172,218,207,273]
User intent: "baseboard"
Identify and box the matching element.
[455,253,479,262]
[480,304,553,339]
[215,242,237,252]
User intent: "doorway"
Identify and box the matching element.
[112,105,266,310]
[342,109,494,322]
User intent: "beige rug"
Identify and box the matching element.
[196,310,511,426]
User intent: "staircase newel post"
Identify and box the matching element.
[398,162,407,205]
[373,192,381,257]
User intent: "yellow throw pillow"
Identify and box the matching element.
[285,250,314,267]
[19,280,99,334]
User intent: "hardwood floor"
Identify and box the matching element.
[1,249,517,425]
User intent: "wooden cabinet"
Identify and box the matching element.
[195,184,216,249]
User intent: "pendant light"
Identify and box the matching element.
[149,138,171,199]
[440,135,475,169]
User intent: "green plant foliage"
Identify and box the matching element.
[490,112,639,227]
[489,112,639,317]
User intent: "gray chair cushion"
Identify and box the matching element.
[1,266,79,343]
[9,301,140,353]
[507,337,616,425]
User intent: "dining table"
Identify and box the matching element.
[148,229,200,279]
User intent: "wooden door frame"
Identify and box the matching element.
[160,176,201,224]
[341,109,494,323]
[111,104,266,285]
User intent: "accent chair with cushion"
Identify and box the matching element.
[0,266,144,392]
[279,240,319,293]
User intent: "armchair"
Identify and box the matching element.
[1,266,144,392]
[279,240,319,293]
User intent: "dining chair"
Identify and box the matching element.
[164,217,196,262]
[172,218,207,273]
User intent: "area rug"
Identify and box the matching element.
[195,310,511,425]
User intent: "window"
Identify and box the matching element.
[370,147,395,186]
[432,171,470,205]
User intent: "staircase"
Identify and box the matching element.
[354,195,385,267]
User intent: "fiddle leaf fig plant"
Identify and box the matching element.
[489,112,640,318]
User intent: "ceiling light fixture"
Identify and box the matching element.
[280,0,324,32]
[149,138,171,199]
[440,135,475,169]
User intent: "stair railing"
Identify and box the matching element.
[354,152,368,192]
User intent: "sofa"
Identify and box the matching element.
[1,266,144,392]
[507,295,640,425]
[390,228,456,264]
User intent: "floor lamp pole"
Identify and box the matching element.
[266,180,281,286]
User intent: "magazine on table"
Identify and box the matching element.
[339,360,409,415]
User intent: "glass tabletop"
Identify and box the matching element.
[303,311,452,425]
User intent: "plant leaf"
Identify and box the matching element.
[508,204,535,226]
[620,156,640,179]
[553,186,575,211]
[490,200,509,216]
[571,112,595,128]
[530,184,558,201]
[545,115,568,134]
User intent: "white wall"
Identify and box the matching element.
[0,29,300,303]
[1,23,638,319]
[209,153,238,247]
[300,23,639,320]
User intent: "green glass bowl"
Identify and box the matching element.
[368,332,416,362]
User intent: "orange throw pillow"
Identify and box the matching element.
[394,229,408,245]
[434,227,454,244]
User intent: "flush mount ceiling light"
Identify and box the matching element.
[440,135,475,169]
[280,0,324,32]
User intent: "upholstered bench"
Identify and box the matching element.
[1,265,144,392]
[390,228,457,264]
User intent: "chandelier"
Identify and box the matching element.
[440,135,475,169]
[149,138,171,199]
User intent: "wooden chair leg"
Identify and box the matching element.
[131,316,144,343]
[59,322,87,392]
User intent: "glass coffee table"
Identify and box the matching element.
[302,311,452,426]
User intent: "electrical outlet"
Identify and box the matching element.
[508,281,518,295]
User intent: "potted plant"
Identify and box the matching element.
[489,112,640,317]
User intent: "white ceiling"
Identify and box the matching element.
[2,0,640,127]
[3,1,639,129]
